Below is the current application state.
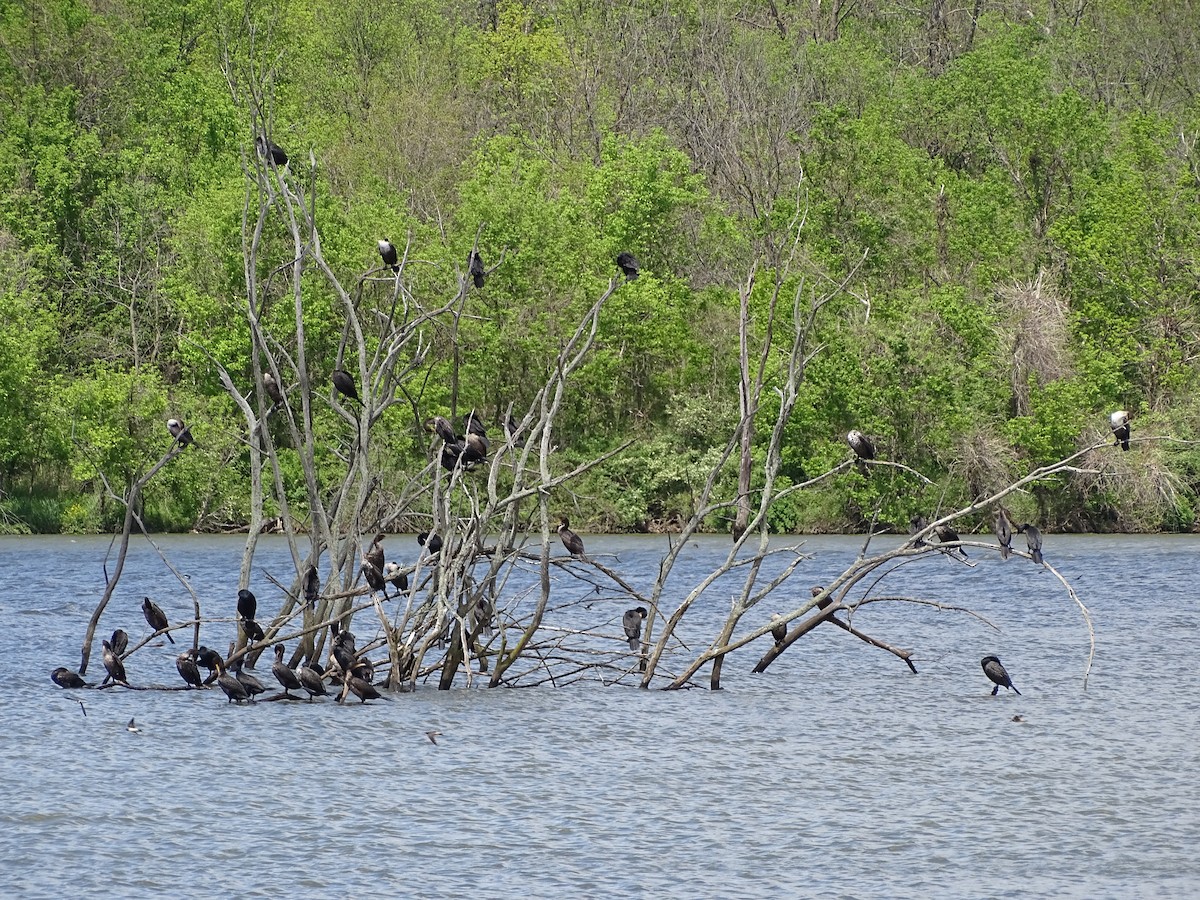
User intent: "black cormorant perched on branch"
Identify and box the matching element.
[558,518,585,557]
[769,614,787,646]
[110,628,129,656]
[1017,523,1044,564]
[981,655,1020,695]
[908,515,928,547]
[102,639,127,685]
[332,368,361,404]
[51,667,88,689]
[847,430,874,474]
[616,252,640,281]
[384,561,409,593]
[167,418,194,448]
[196,646,221,684]
[377,238,399,273]
[468,250,486,288]
[417,532,443,555]
[256,136,288,167]
[994,508,1014,561]
[175,648,203,689]
[303,565,320,608]
[263,372,284,407]
[935,524,968,558]
[623,607,648,651]
[1110,410,1131,451]
[141,597,173,643]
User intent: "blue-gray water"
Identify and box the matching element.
[2,533,1198,898]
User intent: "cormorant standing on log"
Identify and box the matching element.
[102,639,128,686]
[214,657,250,703]
[616,252,640,281]
[558,518,585,558]
[1110,410,1131,451]
[981,656,1020,695]
[272,644,303,697]
[935,524,968,558]
[341,668,382,704]
[51,667,88,689]
[234,660,267,699]
[622,607,648,651]
[377,238,399,273]
[298,661,328,701]
[141,597,173,643]
[176,648,203,689]
[1017,524,1044,564]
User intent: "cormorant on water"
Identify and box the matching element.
[981,655,1021,695]
[213,656,250,703]
[908,515,929,548]
[167,418,194,448]
[109,628,129,656]
[127,718,141,734]
[847,430,874,475]
[141,597,174,643]
[51,667,88,689]
[263,372,284,407]
[297,661,328,701]
[558,518,585,558]
[769,614,787,646]
[256,136,288,167]
[272,644,303,697]
[332,368,361,404]
[303,565,320,608]
[622,606,648,651]
[1017,523,1044,564]
[616,252,640,281]
[377,238,399,273]
[935,524,968,558]
[1110,410,1131,451]
[468,250,486,288]
[994,508,1014,560]
[175,648,203,689]
[101,639,128,685]
[417,531,443,555]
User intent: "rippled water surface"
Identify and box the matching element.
[2,533,1198,897]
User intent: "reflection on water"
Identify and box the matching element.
[1,533,1199,897]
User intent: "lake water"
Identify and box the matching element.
[1,533,1197,897]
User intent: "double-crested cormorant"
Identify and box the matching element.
[995,508,1014,560]
[558,517,585,557]
[303,565,320,607]
[297,661,328,701]
[622,606,648,651]
[196,646,222,684]
[332,630,358,676]
[263,371,284,407]
[110,628,129,656]
[272,644,303,697]
[377,238,399,273]
[1017,523,1044,564]
[237,589,257,621]
[361,556,387,598]
[462,412,489,464]
[214,656,250,703]
[51,667,88,689]
[935,524,968,558]
[908,515,929,548]
[102,639,128,685]
[167,418,194,448]
[429,415,459,446]
[141,597,174,643]
[981,655,1020,696]
[366,533,385,574]
[384,561,409,593]
[234,660,267,699]
[468,250,486,288]
[769,614,786,645]
[847,430,874,475]
[616,252,641,281]
[341,669,382,704]
[332,368,361,404]
[176,648,203,689]
[1110,410,1131,451]
[256,136,288,167]
[417,531,443,555]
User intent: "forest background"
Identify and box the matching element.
[1,0,1198,536]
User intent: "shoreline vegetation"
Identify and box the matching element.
[4,2,1200,540]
